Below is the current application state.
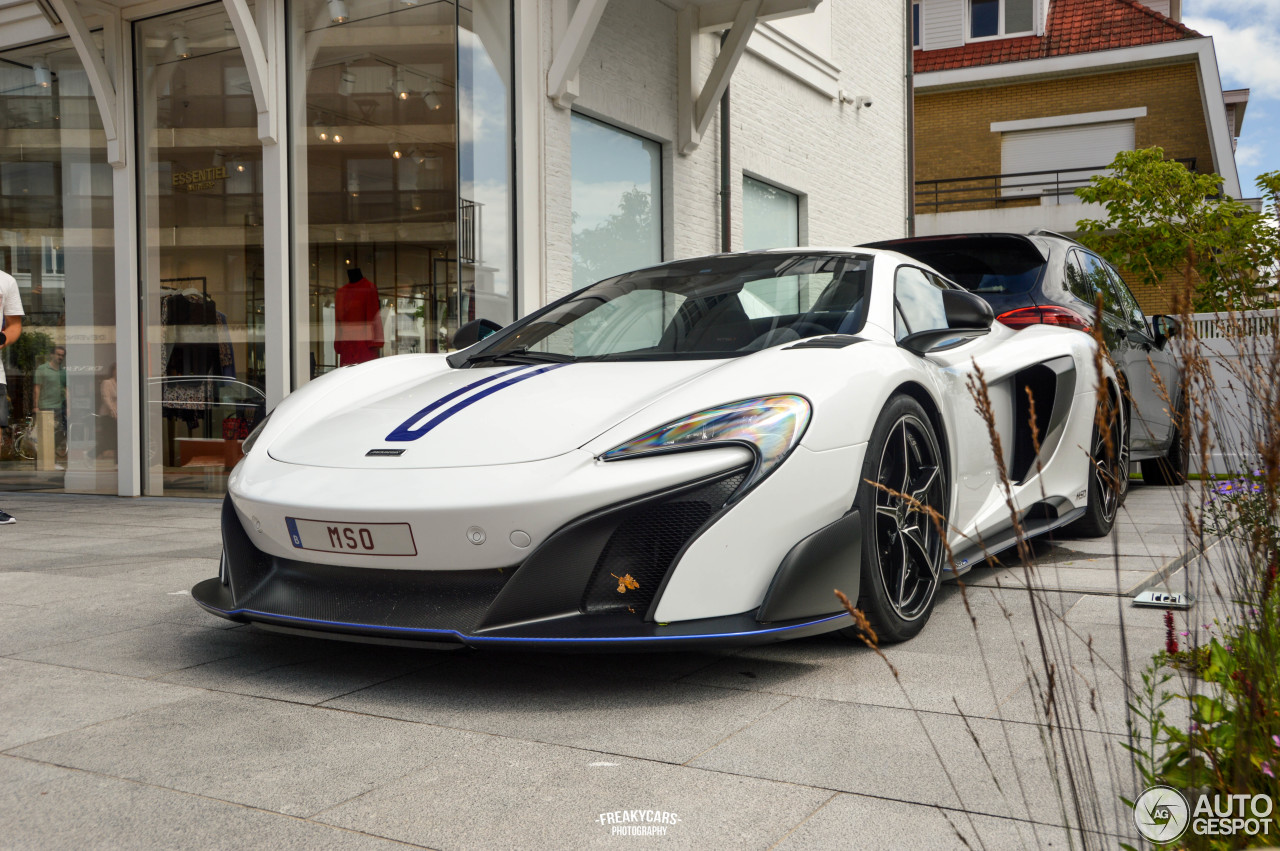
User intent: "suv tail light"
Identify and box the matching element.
[996,306,1092,334]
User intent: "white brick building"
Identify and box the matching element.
[0,0,908,498]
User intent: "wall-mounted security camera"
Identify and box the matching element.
[838,90,873,110]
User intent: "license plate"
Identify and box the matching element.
[285,518,418,556]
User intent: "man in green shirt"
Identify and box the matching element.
[33,345,67,434]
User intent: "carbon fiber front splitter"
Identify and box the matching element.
[191,576,853,650]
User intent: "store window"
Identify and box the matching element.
[137,4,265,497]
[742,176,800,251]
[571,114,662,290]
[291,0,513,373]
[0,38,117,494]
[970,0,1034,39]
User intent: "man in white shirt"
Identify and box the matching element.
[1,269,26,524]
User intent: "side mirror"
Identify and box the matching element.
[453,318,504,350]
[899,290,995,355]
[1151,315,1181,349]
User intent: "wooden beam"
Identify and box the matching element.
[695,0,819,31]
[223,0,276,143]
[691,0,760,145]
[677,5,698,153]
[547,0,609,108]
[48,0,122,166]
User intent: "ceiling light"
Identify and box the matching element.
[331,132,344,143]
[235,161,246,173]
[315,122,329,142]
[388,143,402,159]
[421,88,442,111]
[338,66,356,96]
[327,0,349,24]
[392,70,409,101]
[33,60,51,88]
[172,32,191,59]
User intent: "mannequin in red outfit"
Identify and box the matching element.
[334,268,383,365]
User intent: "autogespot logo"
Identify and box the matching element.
[1134,786,1191,843]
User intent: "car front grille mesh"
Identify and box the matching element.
[580,470,746,618]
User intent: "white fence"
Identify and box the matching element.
[1185,309,1278,475]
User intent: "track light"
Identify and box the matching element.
[338,65,356,96]
[392,70,409,100]
[328,0,349,24]
[388,143,402,159]
[33,60,51,88]
[421,87,442,111]
[173,32,191,59]
[331,132,344,143]
[315,122,329,142]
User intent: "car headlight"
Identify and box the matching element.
[600,395,811,498]
[240,411,273,455]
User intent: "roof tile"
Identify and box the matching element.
[915,0,1201,74]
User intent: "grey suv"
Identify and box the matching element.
[864,231,1187,487]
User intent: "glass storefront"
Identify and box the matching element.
[0,37,118,493]
[0,1,514,498]
[291,0,513,375]
[137,4,266,497]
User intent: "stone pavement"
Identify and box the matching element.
[0,484,1201,849]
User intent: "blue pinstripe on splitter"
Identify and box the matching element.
[385,365,531,442]
[386,363,570,442]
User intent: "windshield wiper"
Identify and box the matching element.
[463,348,575,366]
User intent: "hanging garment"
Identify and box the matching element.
[334,277,383,365]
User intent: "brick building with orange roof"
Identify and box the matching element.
[910,0,1249,311]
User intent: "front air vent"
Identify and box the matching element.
[784,335,865,350]
[580,470,747,618]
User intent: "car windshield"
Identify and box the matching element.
[885,237,1044,295]
[464,253,873,363]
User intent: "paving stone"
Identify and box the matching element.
[0,756,412,850]
[13,622,269,679]
[316,736,830,850]
[0,659,200,749]
[323,655,792,764]
[775,792,1090,851]
[9,692,472,818]
[690,696,1132,833]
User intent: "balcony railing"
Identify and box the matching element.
[915,159,1197,215]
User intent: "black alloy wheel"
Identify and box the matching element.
[1068,401,1123,537]
[845,395,947,644]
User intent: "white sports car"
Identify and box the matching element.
[194,249,1122,648]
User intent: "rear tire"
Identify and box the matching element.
[1141,396,1189,486]
[1068,401,1123,538]
[841,395,947,645]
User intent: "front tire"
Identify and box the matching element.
[844,395,947,644]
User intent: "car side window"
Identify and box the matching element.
[894,266,948,342]
[1077,252,1117,315]
[1065,251,1096,304]
[1105,265,1146,330]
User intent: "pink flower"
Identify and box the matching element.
[1264,762,1275,779]
[1273,735,1280,749]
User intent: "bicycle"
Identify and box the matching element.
[2,415,37,461]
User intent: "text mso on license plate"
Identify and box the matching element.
[285,518,417,556]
